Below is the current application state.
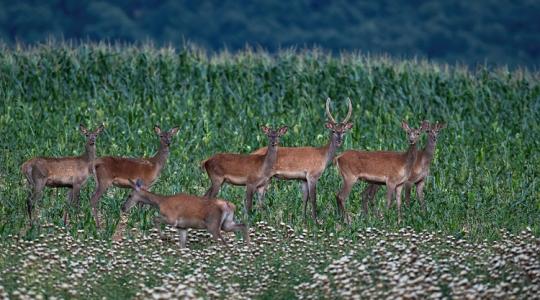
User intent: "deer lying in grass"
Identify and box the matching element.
[363,121,446,211]
[201,126,288,213]
[21,124,104,225]
[252,98,353,221]
[90,125,179,228]
[334,121,427,223]
[121,179,250,248]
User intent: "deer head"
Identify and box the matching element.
[122,179,149,212]
[325,97,353,147]
[401,121,426,145]
[154,125,180,147]
[427,121,447,142]
[261,125,288,147]
[80,123,105,146]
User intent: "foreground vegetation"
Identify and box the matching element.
[1,223,538,298]
[0,43,539,297]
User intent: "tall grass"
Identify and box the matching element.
[0,42,538,241]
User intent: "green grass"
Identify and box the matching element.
[0,44,540,298]
[0,42,538,242]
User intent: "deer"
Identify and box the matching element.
[334,121,428,224]
[201,125,288,213]
[121,179,250,248]
[21,124,104,225]
[251,98,353,221]
[90,125,179,228]
[362,121,446,211]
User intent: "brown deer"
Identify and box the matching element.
[121,179,250,248]
[201,125,288,213]
[90,125,179,228]
[21,124,104,225]
[334,121,427,223]
[362,121,446,211]
[252,98,353,221]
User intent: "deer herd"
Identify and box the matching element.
[21,98,445,248]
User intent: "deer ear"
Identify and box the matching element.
[95,124,105,135]
[261,125,270,134]
[79,124,89,135]
[169,127,180,136]
[401,121,411,131]
[344,122,353,130]
[438,122,447,130]
[325,122,334,129]
[420,120,430,132]
[128,178,137,189]
[278,126,288,136]
[154,125,162,135]
[135,179,144,191]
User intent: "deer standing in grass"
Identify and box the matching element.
[252,98,353,221]
[362,121,446,211]
[334,121,427,223]
[122,179,249,248]
[90,125,179,228]
[21,124,104,225]
[201,126,288,213]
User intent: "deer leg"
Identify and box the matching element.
[416,179,427,211]
[404,183,412,207]
[361,184,374,215]
[90,181,110,229]
[204,176,223,198]
[145,216,169,242]
[336,176,356,223]
[307,178,319,221]
[368,184,380,206]
[396,185,404,224]
[28,177,46,223]
[386,183,396,209]
[301,181,309,219]
[63,188,74,226]
[207,222,227,246]
[256,181,268,209]
[64,184,82,226]
[245,185,256,214]
[221,213,250,244]
[365,184,381,216]
[178,229,188,248]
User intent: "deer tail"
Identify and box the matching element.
[200,158,209,172]
[21,160,34,186]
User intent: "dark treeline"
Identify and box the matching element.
[0,0,538,68]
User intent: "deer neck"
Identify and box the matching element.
[82,144,96,163]
[323,133,340,166]
[423,136,437,160]
[150,143,170,169]
[140,190,162,209]
[261,143,278,176]
[404,141,418,170]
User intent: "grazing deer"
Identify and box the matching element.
[363,121,446,211]
[21,124,104,225]
[334,121,427,223]
[122,179,249,248]
[201,126,288,213]
[90,125,179,228]
[252,98,353,221]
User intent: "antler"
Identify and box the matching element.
[325,97,337,123]
[342,97,352,123]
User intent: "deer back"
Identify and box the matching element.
[94,156,162,187]
[159,194,226,228]
[203,153,267,177]
[253,146,329,178]
[336,150,412,182]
